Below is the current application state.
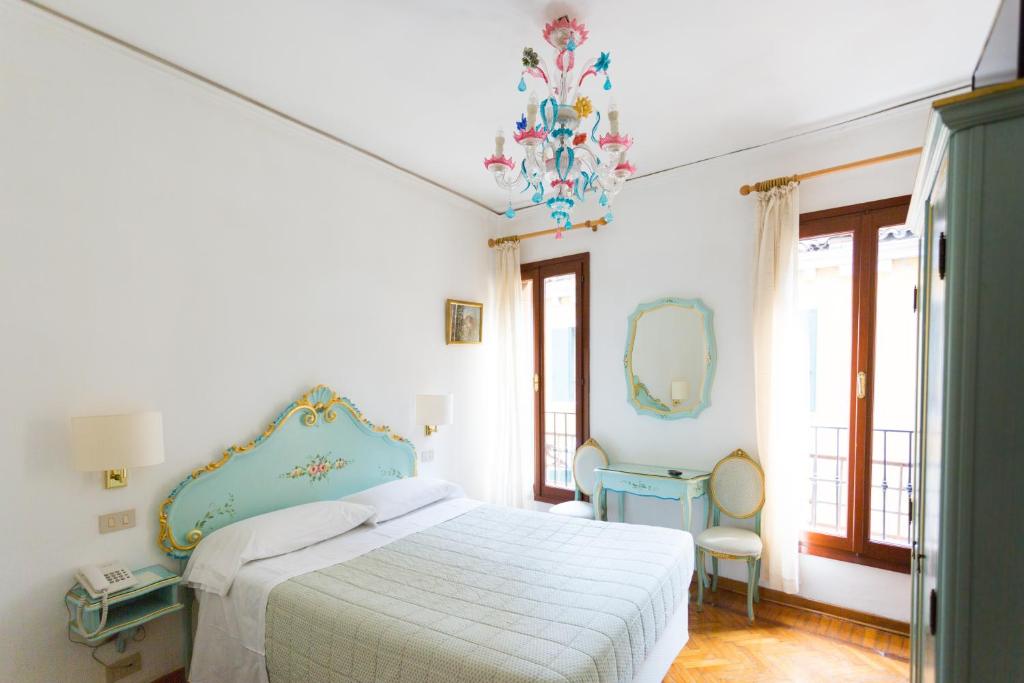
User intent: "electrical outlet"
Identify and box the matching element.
[106,651,140,683]
[421,450,435,463]
[98,509,136,534]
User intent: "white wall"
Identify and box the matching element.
[0,3,493,681]
[503,100,930,622]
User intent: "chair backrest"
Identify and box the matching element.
[573,438,609,497]
[709,449,765,520]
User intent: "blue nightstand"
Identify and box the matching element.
[65,565,184,650]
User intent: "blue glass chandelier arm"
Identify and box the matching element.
[554,148,566,180]
[590,111,602,143]
[554,147,576,181]
[539,97,559,132]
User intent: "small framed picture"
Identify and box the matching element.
[446,299,483,345]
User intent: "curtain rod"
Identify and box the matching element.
[488,217,607,248]
[738,147,922,196]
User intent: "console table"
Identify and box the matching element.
[593,463,710,532]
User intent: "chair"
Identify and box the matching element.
[550,439,609,519]
[696,448,765,623]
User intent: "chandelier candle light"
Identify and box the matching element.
[483,16,635,239]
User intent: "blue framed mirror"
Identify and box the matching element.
[624,297,717,419]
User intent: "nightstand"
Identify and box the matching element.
[65,565,184,650]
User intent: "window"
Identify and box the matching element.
[798,196,916,573]
[521,253,590,504]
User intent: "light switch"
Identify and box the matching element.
[421,450,435,463]
[98,509,136,534]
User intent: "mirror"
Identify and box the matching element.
[624,298,716,419]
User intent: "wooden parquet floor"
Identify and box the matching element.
[666,589,909,682]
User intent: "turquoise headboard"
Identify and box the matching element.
[158,384,416,558]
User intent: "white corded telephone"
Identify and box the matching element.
[72,563,137,638]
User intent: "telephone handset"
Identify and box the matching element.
[72,563,137,638]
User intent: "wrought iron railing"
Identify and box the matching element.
[807,425,914,545]
[544,411,576,490]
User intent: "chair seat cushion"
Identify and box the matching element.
[695,526,763,557]
[549,500,595,519]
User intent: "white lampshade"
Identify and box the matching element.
[71,411,165,471]
[671,380,690,402]
[415,394,453,426]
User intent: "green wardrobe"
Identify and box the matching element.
[908,81,1024,683]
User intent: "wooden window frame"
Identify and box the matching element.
[799,196,912,574]
[521,252,590,504]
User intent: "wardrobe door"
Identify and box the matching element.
[914,159,947,683]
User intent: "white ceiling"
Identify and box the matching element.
[38,0,999,213]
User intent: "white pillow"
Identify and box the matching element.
[342,477,463,524]
[183,500,374,595]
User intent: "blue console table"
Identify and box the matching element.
[593,463,710,532]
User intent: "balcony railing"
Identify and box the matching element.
[545,410,576,490]
[807,425,914,545]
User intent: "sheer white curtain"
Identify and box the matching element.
[753,182,805,594]
[490,241,533,507]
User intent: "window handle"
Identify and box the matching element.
[856,371,867,400]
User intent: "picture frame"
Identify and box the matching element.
[446,299,483,345]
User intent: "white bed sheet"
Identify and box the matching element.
[189,497,482,683]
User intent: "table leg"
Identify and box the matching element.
[618,491,625,522]
[183,586,194,670]
[593,483,605,521]
[682,485,694,531]
[683,483,707,587]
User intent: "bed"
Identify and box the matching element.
[159,385,693,683]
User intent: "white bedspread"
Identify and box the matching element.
[189,497,482,683]
[188,497,692,683]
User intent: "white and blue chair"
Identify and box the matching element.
[695,448,765,623]
[550,439,609,519]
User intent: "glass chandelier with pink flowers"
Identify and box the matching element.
[483,16,635,238]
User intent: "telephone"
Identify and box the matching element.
[71,563,137,638]
[75,563,137,599]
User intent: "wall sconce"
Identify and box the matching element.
[71,412,165,488]
[416,394,453,436]
[671,380,690,406]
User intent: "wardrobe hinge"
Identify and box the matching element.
[929,589,938,635]
[938,232,947,280]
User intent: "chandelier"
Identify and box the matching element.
[483,16,634,238]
